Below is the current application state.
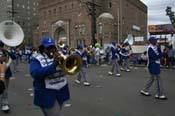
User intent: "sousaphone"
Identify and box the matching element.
[0,20,24,94]
[0,20,24,47]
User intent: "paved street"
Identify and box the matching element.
[0,62,175,116]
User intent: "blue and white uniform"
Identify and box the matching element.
[109,44,121,75]
[29,53,70,109]
[75,49,88,82]
[120,45,131,71]
[142,43,166,97]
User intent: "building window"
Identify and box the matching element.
[27,6,30,10]
[108,2,112,8]
[65,5,67,10]
[59,7,62,12]
[16,3,20,7]
[53,8,56,14]
[71,3,74,9]
[48,10,51,15]
[7,5,12,8]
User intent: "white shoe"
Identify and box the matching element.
[155,95,167,100]
[140,90,151,96]
[108,71,113,75]
[116,73,121,77]
[126,69,131,72]
[83,82,90,86]
[2,105,10,113]
[75,80,81,84]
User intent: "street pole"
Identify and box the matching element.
[84,0,100,46]
[91,0,97,46]
[117,7,120,43]
[7,0,17,21]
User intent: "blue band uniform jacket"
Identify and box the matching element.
[147,45,163,75]
[29,53,70,109]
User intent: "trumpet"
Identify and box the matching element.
[54,52,82,75]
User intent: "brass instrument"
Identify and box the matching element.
[58,41,65,48]
[0,20,24,47]
[0,20,24,94]
[55,52,82,75]
[0,20,24,65]
[121,34,133,56]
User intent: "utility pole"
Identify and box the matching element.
[80,0,100,46]
[7,0,17,21]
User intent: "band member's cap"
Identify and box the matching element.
[149,36,157,41]
[41,36,55,48]
[112,41,116,45]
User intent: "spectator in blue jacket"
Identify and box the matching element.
[29,36,70,116]
[0,40,16,113]
[140,36,167,100]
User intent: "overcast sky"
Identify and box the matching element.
[140,0,175,25]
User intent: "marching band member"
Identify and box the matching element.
[108,41,121,77]
[0,41,16,113]
[29,36,70,116]
[75,44,90,86]
[140,36,167,100]
[120,42,131,72]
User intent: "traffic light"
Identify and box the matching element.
[166,6,172,15]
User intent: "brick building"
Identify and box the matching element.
[34,0,147,48]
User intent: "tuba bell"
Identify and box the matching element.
[0,20,24,47]
[123,34,134,45]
